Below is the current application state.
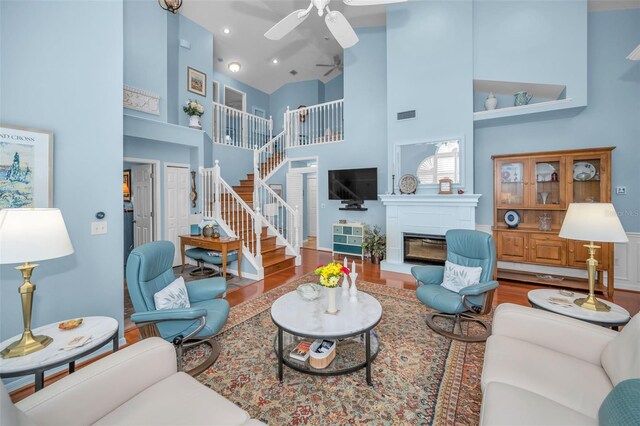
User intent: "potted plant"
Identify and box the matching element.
[183,99,204,129]
[362,224,386,264]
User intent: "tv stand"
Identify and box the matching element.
[340,200,368,211]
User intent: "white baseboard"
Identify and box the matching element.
[476,225,640,292]
[3,337,127,393]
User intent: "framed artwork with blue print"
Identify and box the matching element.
[0,125,53,208]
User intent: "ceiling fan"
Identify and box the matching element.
[316,55,343,77]
[264,0,407,49]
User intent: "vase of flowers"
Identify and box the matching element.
[183,99,204,129]
[314,262,350,314]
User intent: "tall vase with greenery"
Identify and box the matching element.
[362,224,386,264]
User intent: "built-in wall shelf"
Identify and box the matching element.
[474,79,566,99]
[124,114,205,148]
[474,98,574,122]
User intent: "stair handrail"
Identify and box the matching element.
[285,99,344,149]
[212,101,272,150]
[254,176,300,254]
[201,161,262,267]
[253,131,286,181]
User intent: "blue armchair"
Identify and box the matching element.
[126,241,230,376]
[412,229,498,342]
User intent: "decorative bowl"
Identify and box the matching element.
[296,283,322,301]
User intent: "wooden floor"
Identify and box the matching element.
[10,246,640,403]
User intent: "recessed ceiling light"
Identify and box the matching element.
[223,27,231,35]
[228,62,241,73]
[272,58,279,64]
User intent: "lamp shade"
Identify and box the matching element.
[559,203,628,243]
[0,208,74,264]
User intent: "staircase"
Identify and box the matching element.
[231,172,296,276]
[202,99,344,279]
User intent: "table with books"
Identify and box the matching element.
[270,287,382,386]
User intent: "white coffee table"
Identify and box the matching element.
[528,289,630,329]
[0,316,119,391]
[270,288,382,385]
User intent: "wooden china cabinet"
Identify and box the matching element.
[492,147,615,296]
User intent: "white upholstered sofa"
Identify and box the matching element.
[480,303,640,425]
[1,337,264,426]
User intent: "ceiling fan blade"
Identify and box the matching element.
[265,9,310,40]
[323,68,336,77]
[343,0,407,5]
[325,11,359,49]
[316,64,334,67]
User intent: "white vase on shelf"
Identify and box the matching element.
[189,115,202,129]
[485,92,498,111]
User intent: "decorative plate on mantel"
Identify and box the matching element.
[399,174,418,194]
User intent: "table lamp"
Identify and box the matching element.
[0,208,74,358]
[559,203,628,311]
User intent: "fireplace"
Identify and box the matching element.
[404,233,447,266]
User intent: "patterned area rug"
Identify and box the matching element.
[186,274,486,425]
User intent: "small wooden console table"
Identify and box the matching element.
[179,235,243,279]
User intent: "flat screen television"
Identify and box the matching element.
[328,167,378,201]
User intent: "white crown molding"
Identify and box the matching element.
[123,85,160,116]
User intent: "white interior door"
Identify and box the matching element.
[166,166,191,266]
[133,164,153,247]
[307,175,317,237]
[286,172,304,247]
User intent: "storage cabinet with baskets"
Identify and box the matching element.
[492,147,615,296]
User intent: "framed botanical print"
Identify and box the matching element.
[0,125,53,208]
[123,169,132,202]
[187,67,206,97]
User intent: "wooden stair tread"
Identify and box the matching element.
[261,245,285,255]
[262,252,296,266]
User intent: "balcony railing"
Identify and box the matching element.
[285,99,344,148]
[212,102,272,150]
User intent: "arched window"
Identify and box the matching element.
[416,141,460,184]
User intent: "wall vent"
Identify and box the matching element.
[397,110,416,121]
[289,70,298,76]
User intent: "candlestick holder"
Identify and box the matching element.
[391,175,396,195]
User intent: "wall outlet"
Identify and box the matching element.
[616,186,627,195]
[321,203,326,209]
[91,221,108,235]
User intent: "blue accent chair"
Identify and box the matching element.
[412,229,498,342]
[126,241,229,376]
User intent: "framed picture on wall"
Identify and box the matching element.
[0,125,53,208]
[187,67,206,97]
[123,169,132,202]
[269,184,283,198]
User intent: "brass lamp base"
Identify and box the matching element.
[1,262,54,359]
[574,294,611,312]
[1,332,52,359]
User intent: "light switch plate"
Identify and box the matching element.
[616,186,627,195]
[91,221,108,235]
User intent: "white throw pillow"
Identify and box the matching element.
[441,261,482,293]
[154,276,191,310]
[601,313,640,386]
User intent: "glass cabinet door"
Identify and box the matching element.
[496,160,527,208]
[532,158,564,209]
[570,156,604,203]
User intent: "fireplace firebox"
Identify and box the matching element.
[403,233,447,266]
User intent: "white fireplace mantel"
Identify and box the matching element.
[378,193,481,274]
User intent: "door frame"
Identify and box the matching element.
[163,162,191,255]
[306,173,318,240]
[223,85,247,112]
[124,157,161,243]
[288,156,320,247]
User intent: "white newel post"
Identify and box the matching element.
[253,151,260,210]
[254,206,263,266]
[294,205,301,251]
[213,160,221,221]
[269,115,273,140]
[284,106,290,149]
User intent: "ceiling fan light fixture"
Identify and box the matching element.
[158,0,182,14]
[228,62,241,73]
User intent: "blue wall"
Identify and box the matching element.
[287,28,388,250]
[474,9,640,232]
[324,74,344,102]
[386,0,474,192]
[1,0,124,345]
[213,71,271,116]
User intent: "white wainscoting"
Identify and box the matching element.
[476,225,640,292]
